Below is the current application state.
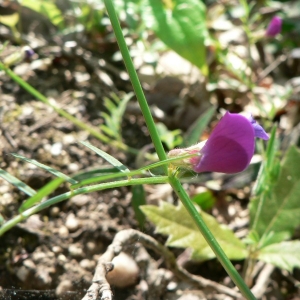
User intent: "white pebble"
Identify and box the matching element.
[51,142,62,156]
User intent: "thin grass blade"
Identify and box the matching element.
[0,168,36,196]
[19,177,65,212]
[182,106,215,147]
[11,153,77,184]
[72,167,119,182]
[80,141,130,173]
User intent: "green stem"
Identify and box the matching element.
[0,62,138,155]
[0,176,168,236]
[243,252,257,287]
[104,0,167,167]
[72,153,197,188]
[104,1,256,299]
[169,175,256,300]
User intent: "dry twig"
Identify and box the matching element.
[82,229,242,300]
[251,264,275,298]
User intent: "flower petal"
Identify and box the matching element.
[245,114,269,140]
[194,112,255,173]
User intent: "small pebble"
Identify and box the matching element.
[68,163,79,172]
[106,252,139,288]
[86,242,96,252]
[50,206,60,217]
[16,266,30,282]
[35,268,52,285]
[71,195,89,207]
[56,280,73,296]
[58,226,69,238]
[79,259,96,271]
[23,259,36,270]
[65,213,79,232]
[51,142,62,156]
[32,251,46,261]
[52,246,63,254]
[63,134,75,144]
[58,254,67,262]
[68,244,83,257]
[167,281,177,291]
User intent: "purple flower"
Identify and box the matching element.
[266,16,282,37]
[23,46,35,59]
[168,112,269,174]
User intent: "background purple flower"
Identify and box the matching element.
[266,16,282,37]
[193,112,268,174]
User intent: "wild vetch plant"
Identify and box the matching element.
[1,0,300,299]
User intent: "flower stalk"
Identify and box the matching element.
[104,0,257,299]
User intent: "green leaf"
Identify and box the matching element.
[156,123,182,150]
[258,231,291,249]
[19,177,64,212]
[182,106,215,147]
[252,126,279,196]
[11,153,77,185]
[243,230,260,246]
[100,93,132,141]
[72,167,119,182]
[250,146,300,242]
[100,124,115,138]
[0,168,36,196]
[142,0,209,75]
[80,141,130,174]
[239,0,250,19]
[0,12,19,28]
[131,185,146,228]
[20,0,64,28]
[191,191,215,211]
[265,126,278,171]
[141,202,247,261]
[258,241,300,272]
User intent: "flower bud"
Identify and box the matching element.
[266,16,282,37]
[168,141,205,170]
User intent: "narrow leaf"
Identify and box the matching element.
[258,241,300,272]
[19,177,65,212]
[101,93,132,141]
[100,124,115,138]
[252,126,278,196]
[182,106,215,147]
[11,153,77,184]
[0,168,36,196]
[156,123,182,149]
[72,167,119,182]
[80,141,130,173]
[265,126,278,170]
[250,146,300,241]
[141,202,247,261]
